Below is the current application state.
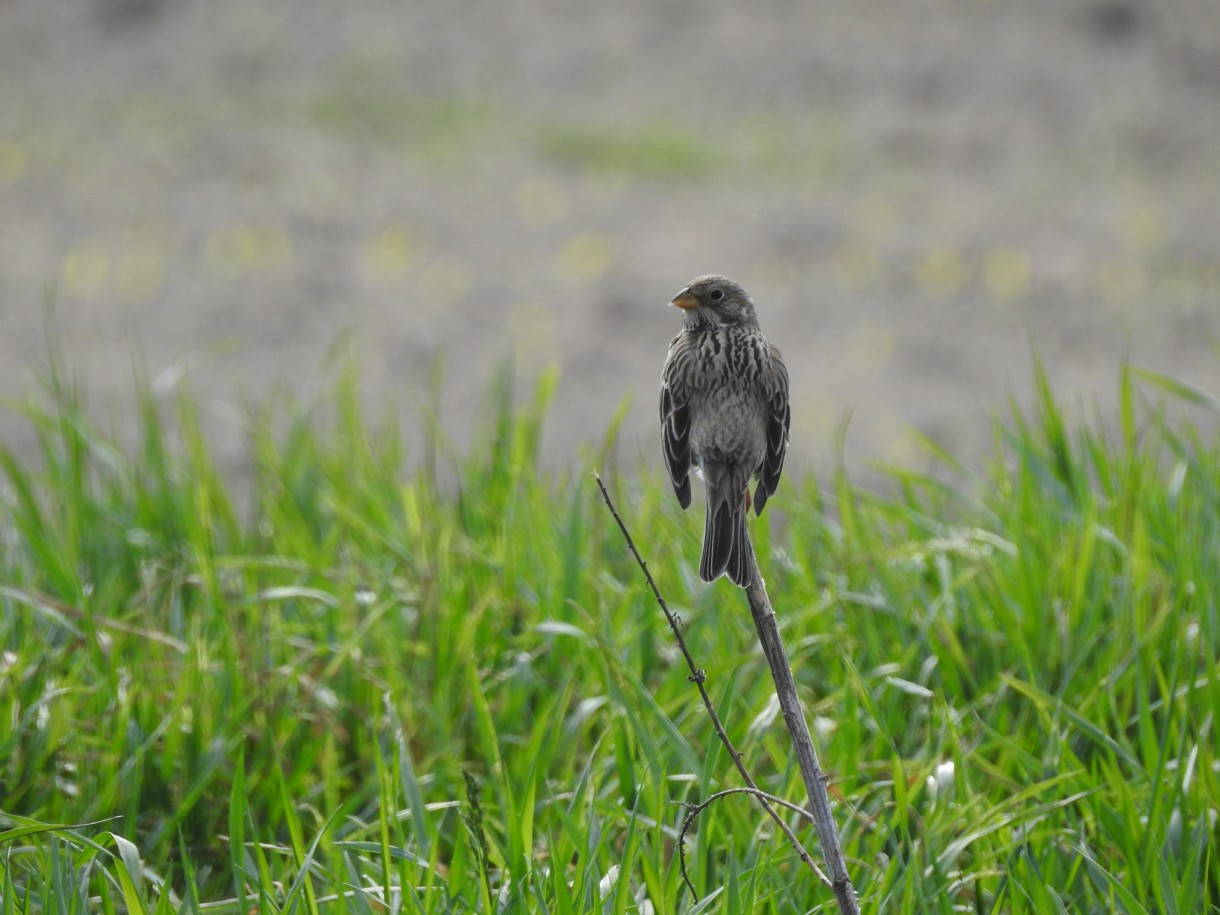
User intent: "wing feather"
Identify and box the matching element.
[753,343,790,515]
[660,332,696,509]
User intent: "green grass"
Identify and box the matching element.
[536,111,845,184]
[1,351,1217,913]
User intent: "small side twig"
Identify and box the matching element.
[678,786,815,865]
[593,473,830,899]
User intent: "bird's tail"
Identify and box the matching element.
[701,490,752,587]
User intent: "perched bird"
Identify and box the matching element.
[659,275,790,586]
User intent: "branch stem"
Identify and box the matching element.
[593,474,829,897]
[743,545,860,914]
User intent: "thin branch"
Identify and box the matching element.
[677,787,822,891]
[683,786,816,822]
[593,472,829,899]
[743,547,860,914]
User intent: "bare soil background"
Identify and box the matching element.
[2,0,1218,484]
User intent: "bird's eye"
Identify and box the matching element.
[710,288,724,301]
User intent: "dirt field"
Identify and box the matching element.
[2,0,1218,482]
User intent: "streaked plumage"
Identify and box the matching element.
[659,275,790,586]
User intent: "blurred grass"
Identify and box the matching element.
[0,349,1217,913]
[303,66,846,184]
[536,111,845,184]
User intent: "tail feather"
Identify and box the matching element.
[700,499,733,583]
[700,495,752,587]
[727,515,752,587]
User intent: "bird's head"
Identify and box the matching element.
[670,275,758,327]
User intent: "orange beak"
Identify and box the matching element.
[670,288,699,310]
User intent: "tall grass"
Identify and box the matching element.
[0,352,1216,913]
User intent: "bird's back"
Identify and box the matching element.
[683,325,771,471]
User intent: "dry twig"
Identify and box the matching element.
[593,473,832,900]
[743,544,859,913]
[678,785,815,851]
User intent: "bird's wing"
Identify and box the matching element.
[754,342,790,515]
[659,332,695,509]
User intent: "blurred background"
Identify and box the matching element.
[1,0,1218,481]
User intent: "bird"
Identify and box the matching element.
[659,275,790,587]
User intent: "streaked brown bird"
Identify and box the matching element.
[659,275,790,586]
